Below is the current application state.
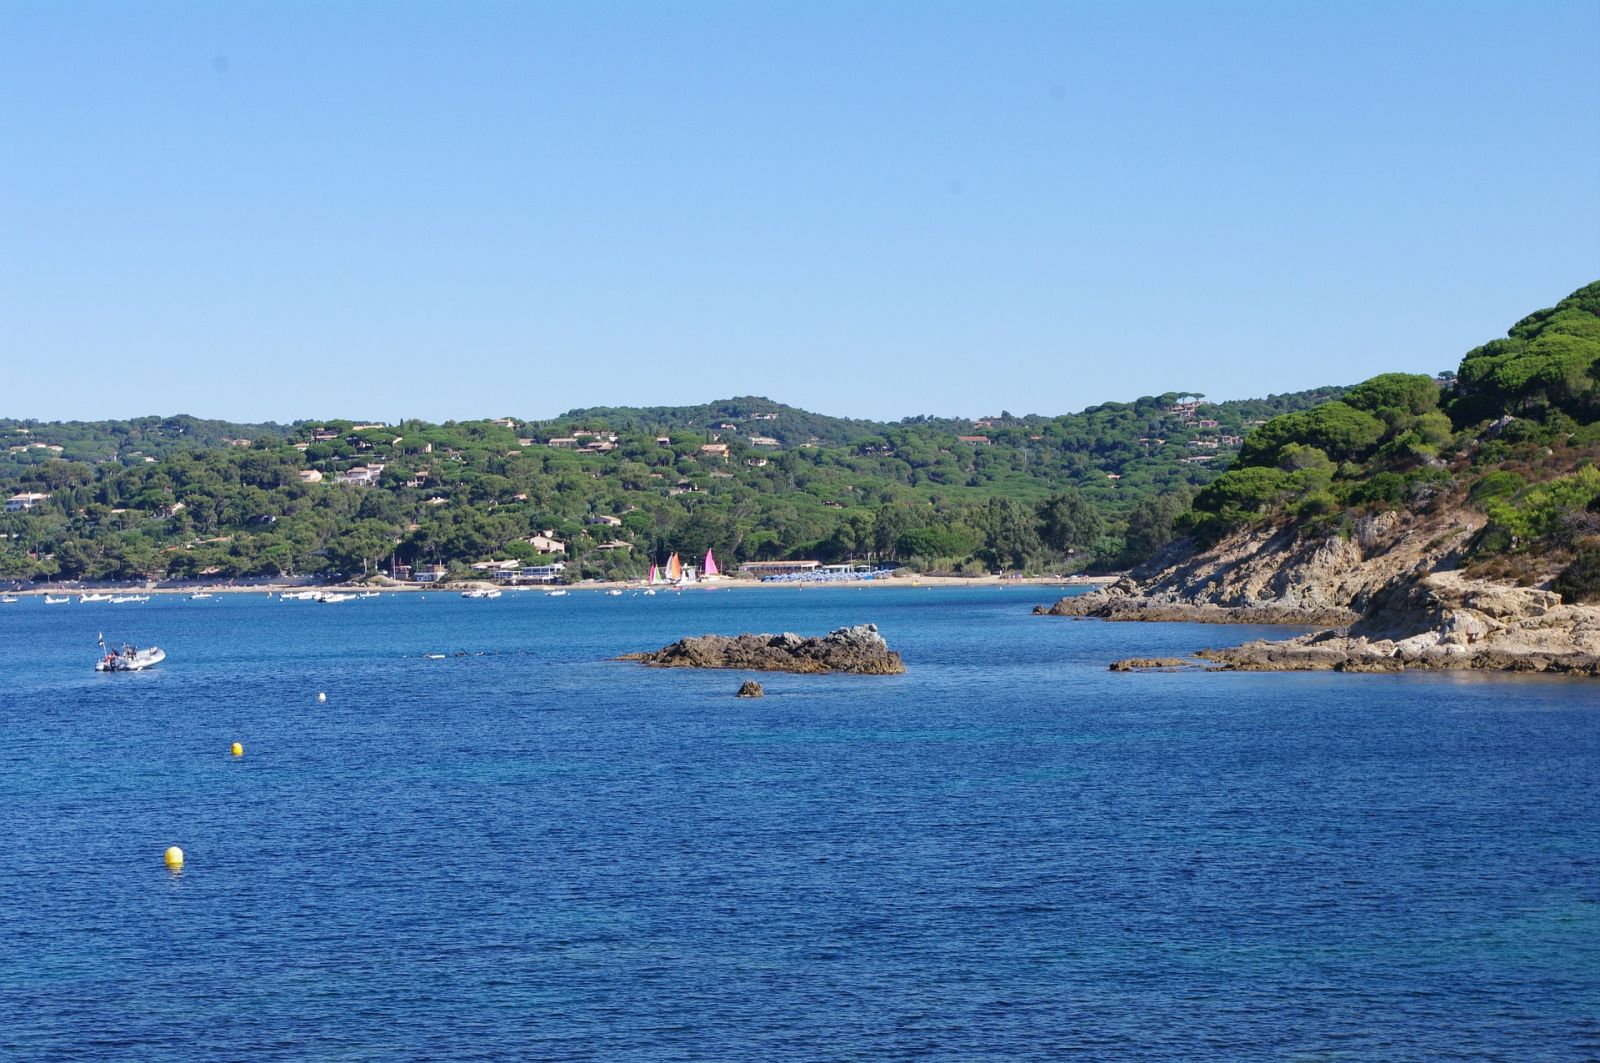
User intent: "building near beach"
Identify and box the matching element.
[737,560,822,577]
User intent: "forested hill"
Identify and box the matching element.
[551,398,879,448]
[1,383,1358,584]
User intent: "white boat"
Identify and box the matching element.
[642,588,656,596]
[188,592,213,600]
[80,593,113,603]
[359,591,381,598]
[1,595,18,604]
[111,595,150,604]
[44,595,70,604]
[546,588,568,597]
[315,592,355,603]
[96,635,165,672]
[461,588,502,599]
[606,589,623,596]
[279,590,318,601]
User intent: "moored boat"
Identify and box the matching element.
[111,595,150,604]
[1,594,18,604]
[80,593,113,603]
[188,592,213,600]
[44,594,69,604]
[461,588,502,599]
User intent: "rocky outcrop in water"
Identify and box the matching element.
[1107,657,1198,672]
[621,624,906,675]
[736,680,765,697]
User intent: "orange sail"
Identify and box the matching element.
[667,553,682,581]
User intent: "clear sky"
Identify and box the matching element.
[3,2,1597,424]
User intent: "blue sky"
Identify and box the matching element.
[2,2,1596,424]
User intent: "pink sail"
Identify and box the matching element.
[648,563,660,585]
[703,549,719,577]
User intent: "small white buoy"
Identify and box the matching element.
[164,845,184,869]
[317,692,327,702]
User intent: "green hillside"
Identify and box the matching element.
[0,384,1349,584]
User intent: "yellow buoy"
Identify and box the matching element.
[317,692,327,702]
[164,845,184,869]
[230,741,243,757]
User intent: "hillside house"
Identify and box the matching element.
[700,443,729,459]
[334,464,385,486]
[748,436,780,448]
[526,533,566,554]
[297,470,324,484]
[5,492,49,511]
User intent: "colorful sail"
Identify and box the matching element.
[667,553,682,581]
[648,563,660,585]
[703,549,719,577]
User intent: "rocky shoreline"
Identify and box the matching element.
[1195,572,1600,675]
[1035,591,1352,627]
[619,623,906,675]
[1040,512,1600,677]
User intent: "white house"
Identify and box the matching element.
[5,492,49,511]
[334,464,385,486]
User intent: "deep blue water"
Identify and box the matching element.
[0,586,1596,1061]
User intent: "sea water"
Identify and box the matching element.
[0,587,1595,1060]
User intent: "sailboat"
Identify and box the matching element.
[648,562,661,585]
[703,549,720,579]
[666,553,683,583]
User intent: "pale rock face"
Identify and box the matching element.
[1036,507,1599,676]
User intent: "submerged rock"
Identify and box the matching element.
[620,624,906,675]
[736,680,765,697]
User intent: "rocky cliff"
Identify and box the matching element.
[1039,508,1600,676]
[620,624,906,675]
[1036,508,1481,626]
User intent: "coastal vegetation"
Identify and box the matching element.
[1175,282,1600,596]
[5,283,1593,592]
[0,388,1341,584]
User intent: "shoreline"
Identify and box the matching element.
[4,574,1119,597]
